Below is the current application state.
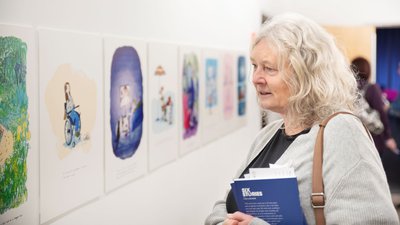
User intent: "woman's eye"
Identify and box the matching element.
[251,64,277,74]
[264,66,277,73]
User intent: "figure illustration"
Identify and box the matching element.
[165,96,173,125]
[64,82,81,147]
[158,86,173,124]
[117,85,133,138]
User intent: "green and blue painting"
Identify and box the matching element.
[0,36,30,214]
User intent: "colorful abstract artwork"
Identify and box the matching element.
[237,55,247,116]
[0,36,29,215]
[110,46,143,160]
[182,53,199,140]
[0,24,39,225]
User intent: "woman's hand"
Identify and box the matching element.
[223,212,254,225]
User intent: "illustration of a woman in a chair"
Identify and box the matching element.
[64,82,81,147]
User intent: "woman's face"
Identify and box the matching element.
[251,39,290,114]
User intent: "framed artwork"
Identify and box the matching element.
[38,28,104,223]
[201,49,224,144]
[148,42,179,171]
[104,35,148,192]
[221,51,238,135]
[178,46,202,155]
[0,24,39,225]
[237,53,248,128]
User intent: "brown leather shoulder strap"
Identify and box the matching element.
[311,111,354,225]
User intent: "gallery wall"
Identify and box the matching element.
[0,0,262,225]
[260,0,400,27]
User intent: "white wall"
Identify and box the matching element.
[260,0,400,26]
[0,0,261,225]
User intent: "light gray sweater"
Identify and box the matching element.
[205,113,399,225]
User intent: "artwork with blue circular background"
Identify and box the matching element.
[110,46,143,159]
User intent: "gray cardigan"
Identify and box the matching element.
[205,113,399,225]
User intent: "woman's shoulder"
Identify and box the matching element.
[320,112,381,180]
[322,112,379,161]
[322,111,356,123]
[324,112,367,139]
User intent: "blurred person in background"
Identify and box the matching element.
[351,57,398,156]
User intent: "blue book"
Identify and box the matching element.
[231,177,307,225]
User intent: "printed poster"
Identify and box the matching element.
[0,24,39,225]
[201,49,224,144]
[236,53,248,128]
[178,46,202,155]
[221,52,237,135]
[104,35,147,192]
[38,28,104,223]
[148,42,179,171]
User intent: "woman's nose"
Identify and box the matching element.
[252,70,266,84]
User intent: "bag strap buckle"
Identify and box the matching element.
[311,192,325,209]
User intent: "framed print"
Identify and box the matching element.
[0,24,39,225]
[104,35,148,192]
[236,53,248,128]
[148,41,179,171]
[178,46,202,155]
[38,28,104,223]
[201,48,224,144]
[221,51,238,135]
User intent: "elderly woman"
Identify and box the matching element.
[205,13,399,225]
